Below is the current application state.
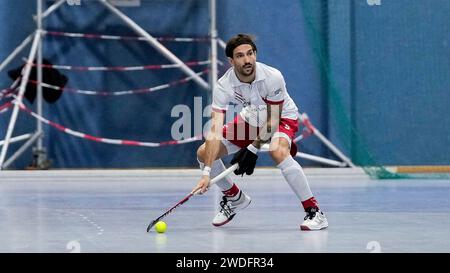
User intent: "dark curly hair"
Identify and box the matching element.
[225,34,257,58]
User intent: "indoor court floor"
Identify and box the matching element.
[1,168,449,253]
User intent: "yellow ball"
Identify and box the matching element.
[155,221,167,233]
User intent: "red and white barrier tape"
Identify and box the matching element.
[30,60,211,72]
[3,99,312,147]
[300,115,315,135]
[44,30,210,43]
[0,88,16,100]
[6,102,202,147]
[0,77,21,100]
[0,101,12,114]
[28,69,209,96]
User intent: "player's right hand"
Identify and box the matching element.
[191,175,211,194]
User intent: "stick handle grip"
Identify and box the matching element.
[193,163,238,195]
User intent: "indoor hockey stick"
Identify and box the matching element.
[146,163,239,232]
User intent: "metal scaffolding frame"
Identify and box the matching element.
[0,0,218,170]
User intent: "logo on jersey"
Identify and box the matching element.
[234,90,250,107]
[284,124,290,130]
[274,88,282,95]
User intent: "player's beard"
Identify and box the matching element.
[239,63,255,77]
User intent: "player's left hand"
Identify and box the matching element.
[230,146,258,176]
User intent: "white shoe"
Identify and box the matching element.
[212,191,251,227]
[300,207,328,231]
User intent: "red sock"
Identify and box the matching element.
[301,197,319,210]
[222,183,240,197]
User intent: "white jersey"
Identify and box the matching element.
[212,62,299,127]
